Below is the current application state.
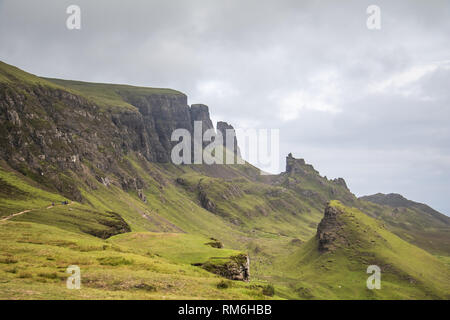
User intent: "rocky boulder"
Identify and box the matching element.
[316,204,344,253]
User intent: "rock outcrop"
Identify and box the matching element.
[316,204,344,253]
[190,104,214,133]
[332,177,349,190]
[216,121,241,157]
[285,153,318,176]
[201,254,250,281]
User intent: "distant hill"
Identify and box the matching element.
[360,193,448,219]
[359,193,450,255]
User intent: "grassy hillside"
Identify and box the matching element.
[278,201,450,299]
[44,78,184,111]
[0,61,183,112]
[0,62,61,88]
[358,195,450,255]
[0,221,273,299]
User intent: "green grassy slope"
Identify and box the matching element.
[0,62,61,88]
[0,60,448,300]
[0,61,183,113]
[278,201,450,299]
[44,78,184,111]
[0,221,273,300]
[0,162,66,217]
[358,195,450,255]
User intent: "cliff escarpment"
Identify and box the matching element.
[0,61,229,200]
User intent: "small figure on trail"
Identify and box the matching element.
[51,202,55,206]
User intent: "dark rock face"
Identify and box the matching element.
[190,104,215,160]
[202,254,250,281]
[0,80,220,200]
[206,238,224,248]
[285,153,318,176]
[332,177,349,190]
[216,121,241,158]
[190,104,214,133]
[316,204,343,253]
[119,92,193,163]
[87,211,132,239]
[199,188,217,213]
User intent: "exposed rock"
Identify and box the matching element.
[0,65,234,202]
[206,238,224,248]
[190,104,215,162]
[6,109,21,126]
[216,121,241,158]
[175,177,187,186]
[316,204,344,253]
[118,91,193,163]
[85,211,131,239]
[100,177,111,187]
[290,238,304,246]
[199,189,217,213]
[285,153,317,176]
[332,177,348,190]
[201,254,250,281]
[137,189,147,203]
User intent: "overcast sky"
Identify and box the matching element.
[0,0,449,215]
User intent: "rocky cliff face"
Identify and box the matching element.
[285,153,327,178]
[0,63,245,202]
[190,104,214,133]
[286,153,308,174]
[118,91,192,163]
[0,64,221,201]
[0,84,131,200]
[202,254,250,281]
[316,204,344,253]
[118,93,217,163]
[281,153,355,207]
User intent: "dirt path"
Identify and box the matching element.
[1,201,74,222]
[0,210,32,221]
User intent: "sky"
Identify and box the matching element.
[0,0,449,215]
